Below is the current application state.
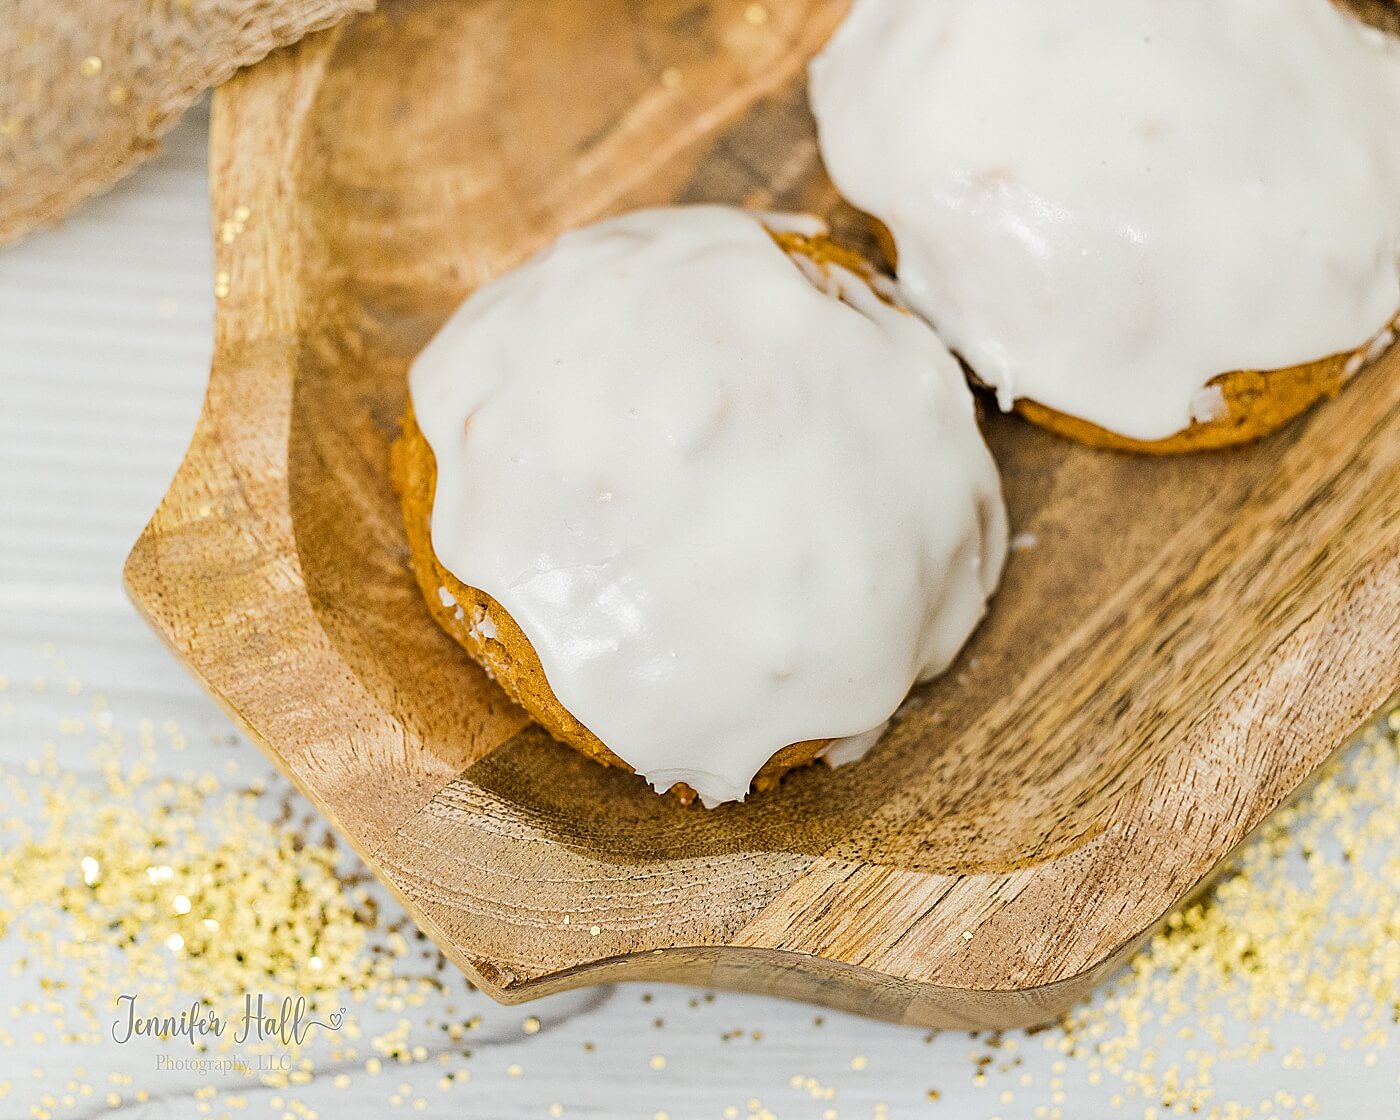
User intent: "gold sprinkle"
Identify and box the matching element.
[549,1106,564,1118]
[506,1064,523,1078]
[744,3,769,24]
[649,1055,666,1070]
[961,930,974,941]
[79,56,102,77]
[850,1055,867,1070]
[1048,712,1400,1116]
[660,67,682,90]
[522,1016,541,1035]
[107,85,129,106]
[589,925,601,937]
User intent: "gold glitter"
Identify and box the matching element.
[850,1055,867,1070]
[650,1054,666,1070]
[3,656,1392,1116]
[0,686,439,1109]
[522,1015,541,1034]
[219,207,252,246]
[1044,713,1400,1117]
[79,56,102,77]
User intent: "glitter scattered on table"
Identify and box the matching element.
[0,641,1395,1119]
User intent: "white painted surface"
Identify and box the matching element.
[0,106,1396,1119]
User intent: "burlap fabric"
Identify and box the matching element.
[0,0,372,246]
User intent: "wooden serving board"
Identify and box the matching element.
[125,0,1400,1028]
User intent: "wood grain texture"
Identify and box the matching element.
[125,0,1400,1029]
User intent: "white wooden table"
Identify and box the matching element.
[1,106,1397,1120]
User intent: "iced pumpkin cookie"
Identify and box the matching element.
[395,206,1007,805]
[810,0,1400,452]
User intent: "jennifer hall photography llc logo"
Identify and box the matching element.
[111,993,347,1073]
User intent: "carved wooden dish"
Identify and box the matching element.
[125,0,1400,1028]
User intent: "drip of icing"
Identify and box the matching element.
[809,0,1400,442]
[410,206,1007,805]
[820,721,890,770]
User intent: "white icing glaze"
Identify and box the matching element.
[810,0,1400,441]
[410,206,1007,805]
[820,722,890,770]
[474,614,498,642]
